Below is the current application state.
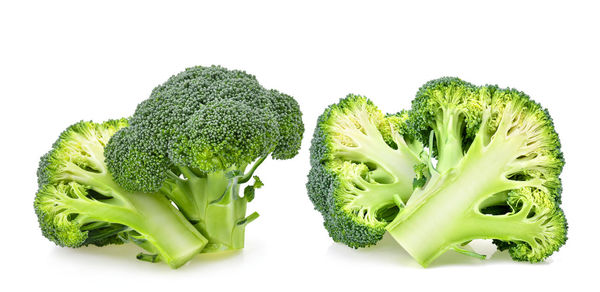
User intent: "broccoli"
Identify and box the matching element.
[35,120,208,268]
[104,65,304,252]
[386,78,566,266]
[34,65,304,267]
[307,79,567,267]
[306,95,425,248]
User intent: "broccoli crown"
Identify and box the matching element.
[169,100,279,172]
[105,65,304,193]
[386,78,566,267]
[307,95,424,248]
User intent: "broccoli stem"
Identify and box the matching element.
[334,114,422,204]
[345,181,408,221]
[433,109,464,172]
[66,171,208,268]
[196,176,256,252]
[388,195,544,267]
[341,125,419,183]
[169,167,256,252]
[163,166,227,224]
[124,191,208,268]
[386,116,541,267]
[83,223,130,244]
[239,154,267,183]
[136,253,160,263]
[161,178,198,220]
[185,169,230,224]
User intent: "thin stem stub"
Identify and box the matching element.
[136,253,160,263]
[450,246,486,260]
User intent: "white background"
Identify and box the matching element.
[1,0,598,291]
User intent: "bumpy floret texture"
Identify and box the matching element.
[104,127,170,193]
[105,65,304,192]
[169,100,279,171]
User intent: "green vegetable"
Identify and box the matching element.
[307,78,566,267]
[35,120,208,268]
[307,95,426,248]
[104,65,304,253]
[388,78,566,266]
[35,65,305,267]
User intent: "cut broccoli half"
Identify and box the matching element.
[386,79,566,267]
[35,120,208,268]
[307,95,425,248]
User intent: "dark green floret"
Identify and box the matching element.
[104,126,170,193]
[169,100,279,172]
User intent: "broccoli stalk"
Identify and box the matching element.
[386,79,566,267]
[161,166,261,252]
[35,120,208,268]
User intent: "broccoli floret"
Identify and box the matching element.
[105,65,304,252]
[386,78,566,267]
[103,126,171,193]
[409,77,483,172]
[306,95,425,248]
[35,120,208,268]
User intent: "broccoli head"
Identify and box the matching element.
[104,65,304,252]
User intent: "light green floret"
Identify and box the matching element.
[307,95,425,248]
[503,188,567,262]
[35,120,208,268]
[387,79,566,267]
[409,77,485,172]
